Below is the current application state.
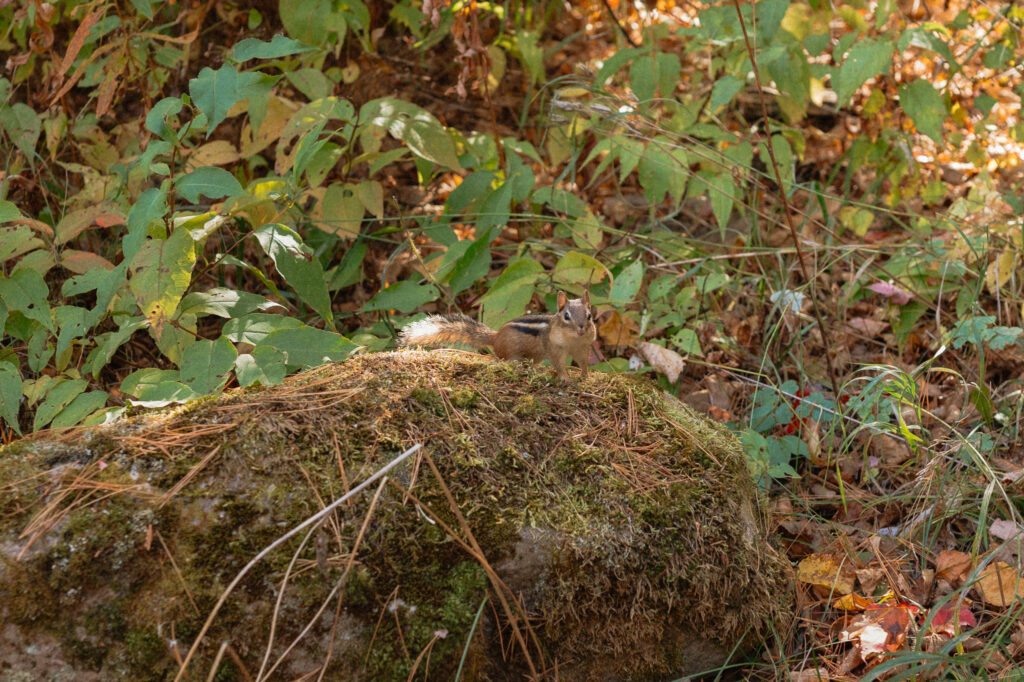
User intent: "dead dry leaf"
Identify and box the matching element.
[989,519,1023,542]
[797,553,856,595]
[833,592,876,611]
[935,550,972,584]
[840,605,917,660]
[976,562,1022,607]
[928,601,976,637]
[846,317,888,337]
[598,310,639,347]
[637,341,684,383]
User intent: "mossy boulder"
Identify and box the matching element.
[0,351,792,680]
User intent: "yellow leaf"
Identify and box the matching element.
[985,248,1017,294]
[796,552,856,595]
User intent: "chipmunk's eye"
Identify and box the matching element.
[563,312,571,321]
[587,313,592,320]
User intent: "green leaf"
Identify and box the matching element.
[286,68,332,101]
[145,97,184,141]
[448,235,494,295]
[363,280,439,313]
[50,391,108,429]
[983,44,1011,70]
[176,167,244,203]
[280,0,330,44]
[177,287,267,319]
[222,313,305,345]
[129,229,196,341]
[54,306,89,371]
[446,170,496,213]
[124,187,168,262]
[709,75,743,113]
[593,47,642,87]
[180,336,237,394]
[0,200,26,223]
[355,180,384,218]
[120,368,201,405]
[610,260,645,304]
[654,52,681,100]
[253,224,335,328]
[835,39,893,107]
[480,258,544,327]
[638,147,672,205]
[0,102,41,159]
[327,241,368,291]
[232,35,315,61]
[629,55,656,102]
[215,254,280,297]
[189,65,264,136]
[756,0,788,44]
[316,183,365,237]
[898,79,946,144]
[705,171,736,234]
[0,225,43,262]
[256,327,356,368]
[0,363,22,435]
[33,379,87,431]
[235,346,288,387]
[361,97,462,170]
[83,316,148,378]
[130,0,153,18]
[27,325,53,373]
[0,268,52,331]
[553,251,609,288]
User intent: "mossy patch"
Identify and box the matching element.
[0,351,792,680]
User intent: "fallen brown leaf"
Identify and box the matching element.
[976,562,1022,607]
[637,341,685,383]
[935,549,972,584]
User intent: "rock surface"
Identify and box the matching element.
[0,351,792,680]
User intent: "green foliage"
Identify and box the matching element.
[949,316,1023,352]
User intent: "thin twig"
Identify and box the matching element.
[730,0,843,405]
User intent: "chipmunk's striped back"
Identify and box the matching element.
[398,291,595,380]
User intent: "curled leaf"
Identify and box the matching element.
[637,341,684,383]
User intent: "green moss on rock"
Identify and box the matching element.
[0,351,792,680]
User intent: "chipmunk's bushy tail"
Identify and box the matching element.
[400,314,497,349]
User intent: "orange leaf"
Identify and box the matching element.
[56,7,104,79]
[833,592,876,611]
[934,549,971,583]
[60,249,115,274]
[841,605,915,659]
[95,63,122,118]
[597,310,639,347]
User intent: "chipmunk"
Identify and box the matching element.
[400,292,596,381]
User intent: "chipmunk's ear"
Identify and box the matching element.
[557,291,567,309]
